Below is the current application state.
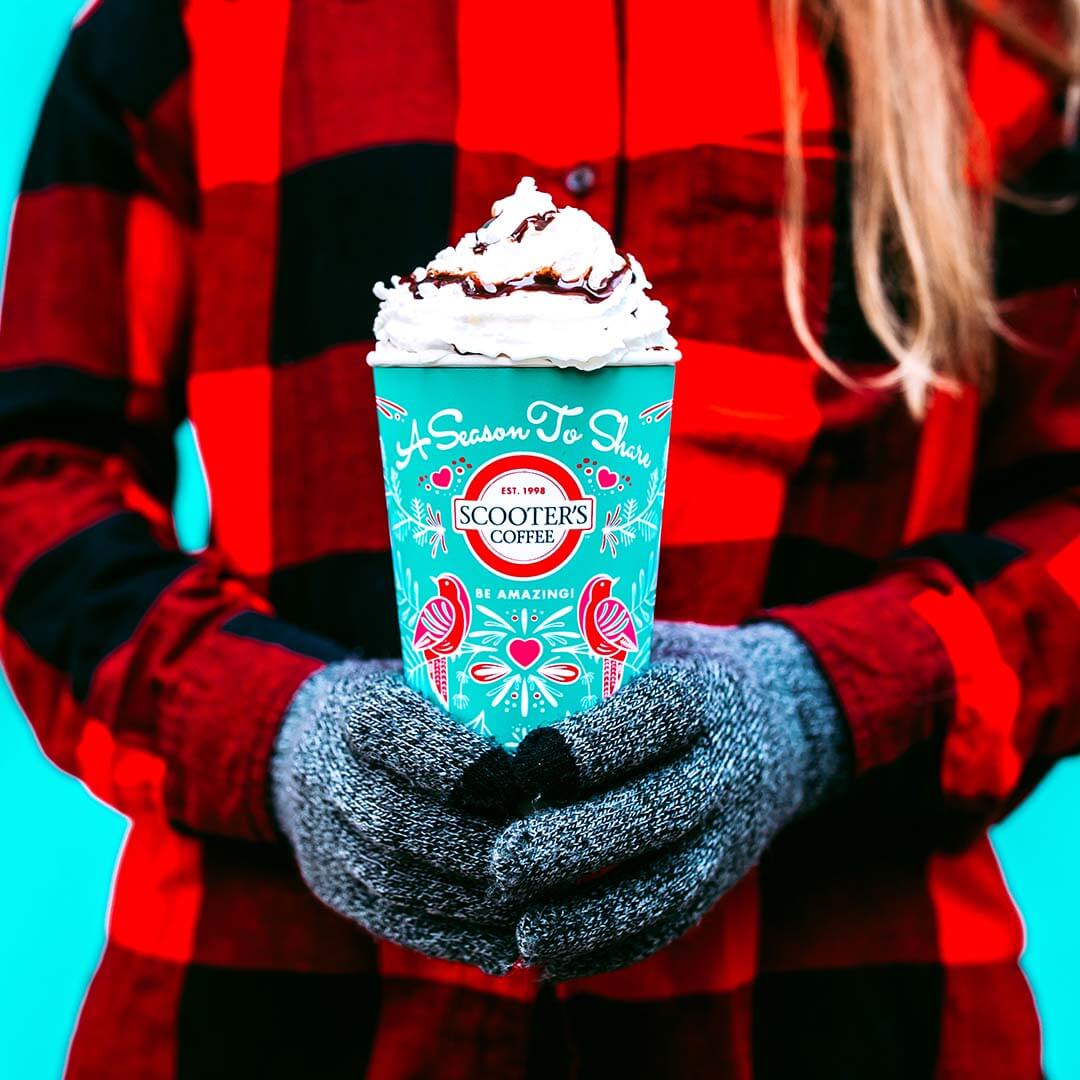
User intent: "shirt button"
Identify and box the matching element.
[564,164,597,196]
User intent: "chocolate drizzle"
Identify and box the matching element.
[400,258,633,304]
[407,204,633,303]
[472,209,557,255]
[508,210,557,243]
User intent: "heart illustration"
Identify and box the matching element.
[430,466,453,489]
[507,638,542,668]
[596,467,619,489]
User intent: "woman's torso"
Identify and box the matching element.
[85,3,1059,1076]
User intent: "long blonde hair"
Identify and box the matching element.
[772,0,1080,416]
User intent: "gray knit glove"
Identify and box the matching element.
[272,660,522,974]
[495,621,852,979]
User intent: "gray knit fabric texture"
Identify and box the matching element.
[272,623,850,981]
[653,620,850,812]
[497,620,851,979]
[271,659,519,975]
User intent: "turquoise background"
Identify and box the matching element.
[375,363,673,748]
[1,5,1077,1077]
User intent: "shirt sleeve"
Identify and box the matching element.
[769,90,1080,834]
[0,0,346,842]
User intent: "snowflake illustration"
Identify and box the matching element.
[460,604,589,721]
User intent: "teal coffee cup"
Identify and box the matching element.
[372,361,675,748]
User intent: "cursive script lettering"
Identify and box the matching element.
[526,400,584,445]
[589,408,652,468]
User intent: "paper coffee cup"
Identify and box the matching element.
[373,361,675,748]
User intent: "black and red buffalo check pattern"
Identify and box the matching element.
[1,1,1078,1076]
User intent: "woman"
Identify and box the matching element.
[2,0,1077,1076]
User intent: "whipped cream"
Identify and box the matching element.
[369,177,680,368]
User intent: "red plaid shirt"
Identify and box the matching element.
[2,1,1078,1076]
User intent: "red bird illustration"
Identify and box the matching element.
[578,574,638,698]
[413,573,471,706]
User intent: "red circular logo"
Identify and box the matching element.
[451,453,595,579]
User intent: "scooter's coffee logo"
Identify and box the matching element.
[452,453,595,578]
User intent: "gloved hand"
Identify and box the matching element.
[495,621,852,979]
[271,660,522,974]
